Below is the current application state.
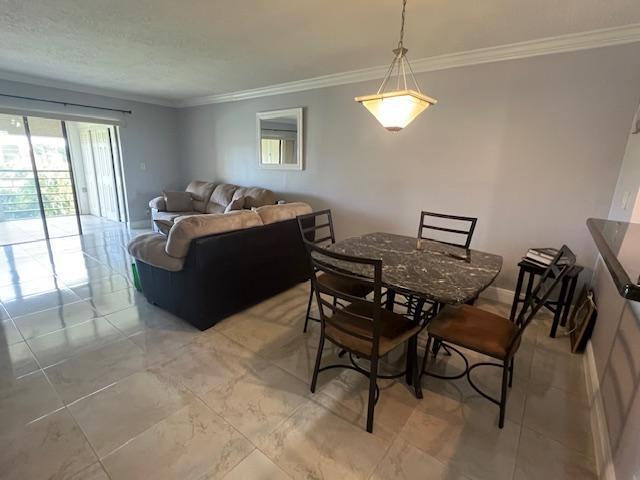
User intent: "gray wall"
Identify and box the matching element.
[0,79,181,223]
[609,120,640,222]
[178,44,640,289]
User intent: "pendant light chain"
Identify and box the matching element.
[378,0,408,95]
[398,0,407,49]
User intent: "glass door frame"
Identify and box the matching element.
[20,115,83,241]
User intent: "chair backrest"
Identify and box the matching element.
[302,239,384,358]
[511,245,576,350]
[418,211,478,249]
[296,209,336,247]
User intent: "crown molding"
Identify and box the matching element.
[0,70,177,107]
[2,23,639,109]
[179,23,640,107]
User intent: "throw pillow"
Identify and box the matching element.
[224,196,245,213]
[154,219,173,235]
[163,191,193,212]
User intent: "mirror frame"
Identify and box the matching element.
[256,107,303,170]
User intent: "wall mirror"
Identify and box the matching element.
[257,108,303,170]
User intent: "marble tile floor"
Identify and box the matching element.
[0,227,596,479]
[0,215,128,247]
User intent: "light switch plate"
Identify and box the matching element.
[622,191,631,210]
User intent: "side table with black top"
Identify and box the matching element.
[509,260,584,338]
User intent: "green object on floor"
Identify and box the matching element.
[131,263,142,291]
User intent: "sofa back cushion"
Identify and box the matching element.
[186,181,216,213]
[232,186,276,209]
[163,191,193,212]
[254,202,312,225]
[206,183,238,213]
[224,196,245,213]
[166,210,263,258]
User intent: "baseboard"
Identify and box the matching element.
[584,341,616,480]
[479,286,515,305]
[128,219,151,229]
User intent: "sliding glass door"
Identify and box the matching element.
[0,114,47,244]
[27,116,81,240]
[0,113,82,245]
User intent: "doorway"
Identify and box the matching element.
[66,122,126,223]
[0,113,126,245]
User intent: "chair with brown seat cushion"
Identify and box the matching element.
[296,209,373,333]
[304,241,423,433]
[421,245,576,428]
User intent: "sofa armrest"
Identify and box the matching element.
[128,233,184,272]
[149,196,166,211]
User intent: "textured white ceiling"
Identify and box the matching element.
[0,0,639,102]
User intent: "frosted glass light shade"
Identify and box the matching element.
[355,90,436,131]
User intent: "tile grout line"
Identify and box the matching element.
[17,318,108,479]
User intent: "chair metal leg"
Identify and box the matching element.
[508,358,514,388]
[411,336,422,399]
[549,278,569,338]
[310,334,324,393]
[560,277,578,327]
[303,284,314,333]
[420,335,433,377]
[366,356,379,433]
[509,267,525,321]
[385,289,396,311]
[413,298,425,321]
[405,339,414,386]
[499,360,509,428]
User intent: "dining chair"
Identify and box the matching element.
[303,240,424,433]
[390,211,479,321]
[418,211,478,249]
[297,210,372,333]
[421,245,576,428]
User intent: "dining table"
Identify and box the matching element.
[318,231,503,394]
[324,231,503,307]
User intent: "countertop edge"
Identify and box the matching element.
[587,218,640,302]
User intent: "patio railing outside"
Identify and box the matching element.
[0,169,76,222]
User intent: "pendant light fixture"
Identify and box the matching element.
[355,0,436,131]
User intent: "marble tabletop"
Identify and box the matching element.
[323,232,503,305]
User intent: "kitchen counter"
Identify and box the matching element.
[587,218,640,302]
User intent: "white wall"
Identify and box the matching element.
[0,79,181,223]
[178,44,640,289]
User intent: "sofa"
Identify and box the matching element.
[149,180,277,226]
[128,202,313,330]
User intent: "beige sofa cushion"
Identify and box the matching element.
[206,203,226,214]
[206,183,237,213]
[153,210,200,223]
[128,233,185,272]
[166,210,263,258]
[254,202,312,225]
[232,186,275,209]
[163,191,193,212]
[153,219,173,235]
[224,196,245,213]
[186,181,216,213]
